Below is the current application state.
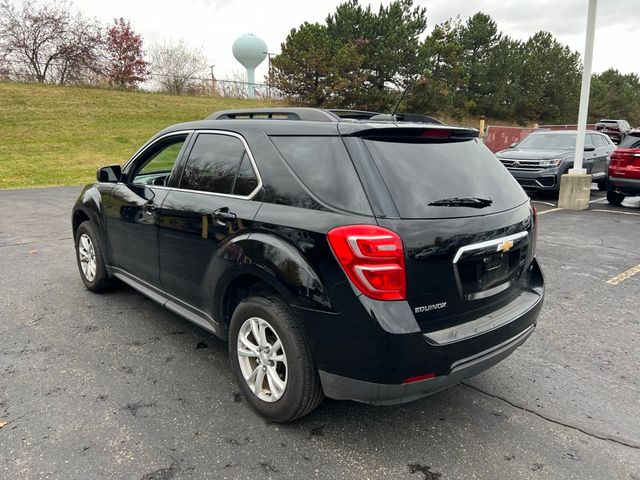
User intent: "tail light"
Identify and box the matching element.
[611,150,640,169]
[327,225,406,301]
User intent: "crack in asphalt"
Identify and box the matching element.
[461,383,640,450]
[540,238,640,257]
[0,236,72,248]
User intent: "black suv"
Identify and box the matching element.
[596,119,632,144]
[72,108,544,422]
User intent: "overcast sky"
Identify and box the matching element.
[74,0,640,82]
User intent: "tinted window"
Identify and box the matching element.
[363,138,527,219]
[234,153,259,196]
[180,133,257,195]
[270,136,371,214]
[619,134,640,149]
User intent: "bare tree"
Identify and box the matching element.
[149,40,208,95]
[216,71,250,98]
[0,0,102,84]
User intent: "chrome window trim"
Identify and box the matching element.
[123,130,194,171]
[453,231,528,264]
[124,129,263,201]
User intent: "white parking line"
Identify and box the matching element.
[589,197,608,204]
[537,207,563,215]
[591,209,640,216]
[531,200,557,207]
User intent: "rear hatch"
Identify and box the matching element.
[343,125,536,331]
[610,133,640,180]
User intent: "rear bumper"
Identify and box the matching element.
[296,259,544,405]
[320,324,535,405]
[609,175,640,195]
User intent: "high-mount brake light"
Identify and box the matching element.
[327,225,406,301]
[421,129,451,139]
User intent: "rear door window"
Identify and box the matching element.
[180,133,259,196]
[270,136,371,214]
[363,138,528,219]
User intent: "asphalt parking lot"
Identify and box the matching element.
[1,186,639,480]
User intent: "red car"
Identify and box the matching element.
[607,130,640,205]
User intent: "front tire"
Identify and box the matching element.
[606,188,625,206]
[229,296,323,423]
[75,221,113,292]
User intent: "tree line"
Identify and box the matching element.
[0,0,214,94]
[1,0,638,125]
[271,0,640,125]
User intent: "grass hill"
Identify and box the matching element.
[0,82,276,189]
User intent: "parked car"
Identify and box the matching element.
[72,108,544,422]
[596,119,632,144]
[495,130,615,193]
[607,130,640,205]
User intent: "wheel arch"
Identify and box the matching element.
[215,233,334,329]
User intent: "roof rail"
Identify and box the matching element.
[207,108,338,122]
[207,107,444,126]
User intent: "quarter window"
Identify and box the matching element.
[180,133,259,196]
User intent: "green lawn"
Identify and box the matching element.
[0,82,276,189]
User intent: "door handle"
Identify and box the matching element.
[213,208,236,225]
[144,202,159,214]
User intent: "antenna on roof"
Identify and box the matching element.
[390,84,412,118]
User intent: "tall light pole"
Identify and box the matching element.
[558,0,598,210]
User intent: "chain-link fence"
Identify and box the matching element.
[0,59,283,99]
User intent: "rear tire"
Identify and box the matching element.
[606,188,625,206]
[597,177,607,191]
[229,296,323,423]
[75,221,113,292]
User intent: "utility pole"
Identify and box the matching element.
[558,0,598,210]
[209,64,216,96]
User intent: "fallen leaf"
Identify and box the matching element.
[0,420,7,428]
[28,250,38,255]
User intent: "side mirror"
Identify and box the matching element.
[97,165,122,183]
[509,142,518,148]
[584,145,596,152]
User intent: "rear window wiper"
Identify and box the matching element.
[428,197,493,208]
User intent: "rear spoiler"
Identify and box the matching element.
[344,126,478,141]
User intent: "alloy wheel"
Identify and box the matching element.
[237,316,288,402]
[78,233,97,282]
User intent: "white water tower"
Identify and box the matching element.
[232,34,267,99]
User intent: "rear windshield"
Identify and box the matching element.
[363,138,527,219]
[619,134,640,149]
